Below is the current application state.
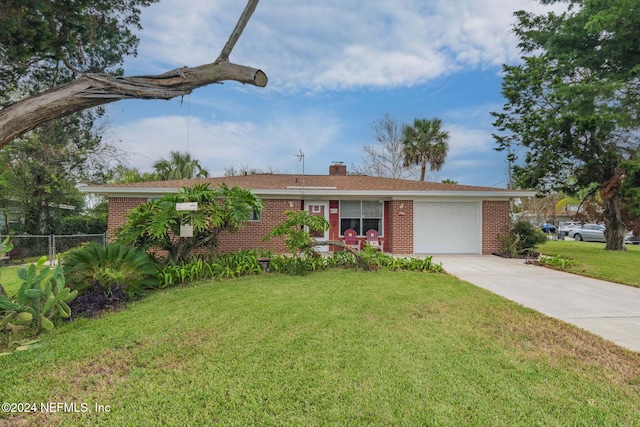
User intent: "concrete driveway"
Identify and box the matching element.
[432,255,640,353]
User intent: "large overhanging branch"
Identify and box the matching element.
[0,0,266,150]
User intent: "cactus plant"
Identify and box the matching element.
[0,256,77,333]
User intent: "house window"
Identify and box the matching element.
[248,207,262,221]
[339,200,383,236]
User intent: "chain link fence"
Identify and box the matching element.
[0,233,106,265]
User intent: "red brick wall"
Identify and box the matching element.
[108,196,511,255]
[107,197,148,240]
[216,199,298,253]
[482,200,510,255]
[387,200,413,254]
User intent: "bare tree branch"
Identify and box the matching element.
[0,0,266,150]
[219,0,260,61]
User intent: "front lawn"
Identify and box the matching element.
[1,270,639,426]
[541,240,640,287]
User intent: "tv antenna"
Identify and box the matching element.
[294,149,305,190]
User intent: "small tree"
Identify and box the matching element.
[264,211,369,269]
[263,210,330,257]
[116,183,263,264]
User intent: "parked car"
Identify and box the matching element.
[568,224,606,242]
[558,221,581,233]
[569,224,638,244]
[626,234,640,245]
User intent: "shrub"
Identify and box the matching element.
[68,284,128,319]
[63,242,158,297]
[499,221,548,257]
[116,183,263,265]
[157,249,267,287]
[536,255,578,271]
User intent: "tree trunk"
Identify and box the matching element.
[0,0,266,149]
[602,191,627,251]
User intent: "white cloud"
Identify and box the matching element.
[113,110,343,176]
[128,0,557,91]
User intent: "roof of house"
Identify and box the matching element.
[80,173,535,199]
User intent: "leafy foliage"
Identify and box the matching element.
[63,242,158,297]
[152,151,210,180]
[0,0,158,100]
[402,118,450,181]
[0,257,77,334]
[498,221,548,257]
[492,0,640,250]
[67,284,128,319]
[0,114,120,234]
[263,210,330,256]
[268,245,443,276]
[158,250,266,287]
[536,254,578,271]
[116,183,264,264]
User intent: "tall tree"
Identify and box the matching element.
[352,114,416,179]
[152,151,210,180]
[0,114,120,233]
[0,0,266,148]
[402,118,450,182]
[492,0,640,250]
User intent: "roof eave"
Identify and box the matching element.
[80,186,535,199]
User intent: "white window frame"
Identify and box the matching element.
[339,200,384,237]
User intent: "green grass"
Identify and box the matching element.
[0,264,56,297]
[1,270,639,426]
[541,240,640,287]
[0,265,23,296]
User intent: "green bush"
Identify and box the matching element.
[499,221,548,257]
[268,249,443,276]
[512,221,548,252]
[158,250,267,287]
[63,243,158,297]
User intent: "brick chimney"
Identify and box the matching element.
[329,162,347,176]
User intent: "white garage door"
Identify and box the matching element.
[414,202,481,254]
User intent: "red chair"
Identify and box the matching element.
[343,229,360,251]
[365,229,383,251]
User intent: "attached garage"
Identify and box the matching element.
[414,201,482,254]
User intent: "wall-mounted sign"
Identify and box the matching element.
[180,225,194,237]
[176,202,198,211]
[329,208,338,214]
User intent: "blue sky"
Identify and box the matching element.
[106,0,557,187]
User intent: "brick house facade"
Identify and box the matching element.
[92,164,531,255]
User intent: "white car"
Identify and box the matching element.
[558,221,581,233]
[569,224,637,243]
[568,224,606,242]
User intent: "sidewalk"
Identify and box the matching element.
[432,255,640,353]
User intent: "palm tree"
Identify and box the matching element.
[402,118,450,181]
[152,151,210,180]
